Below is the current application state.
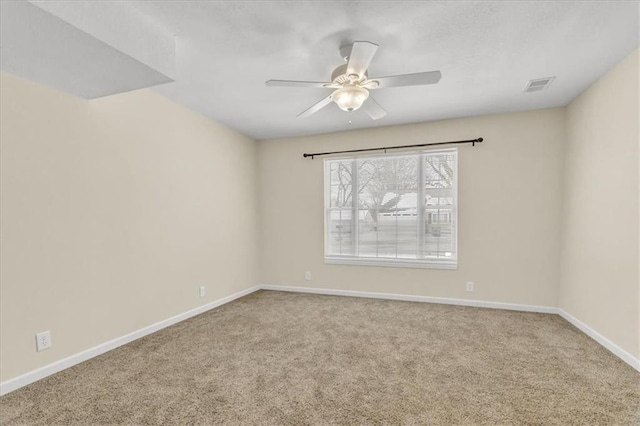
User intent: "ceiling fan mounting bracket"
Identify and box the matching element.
[339,44,352,62]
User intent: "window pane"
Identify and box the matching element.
[395,157,419,259]
[329,160,353,208]
[327,209,354,256]
[356,158,385,257]
[424,153,456,259]
[325,149,457,267]
[357,156,419,259]
[327,160,355,256]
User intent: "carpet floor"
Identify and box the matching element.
[1,290,638,425]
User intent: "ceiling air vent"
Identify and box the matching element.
[524,77,555,93]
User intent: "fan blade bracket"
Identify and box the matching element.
[361,80,380,89]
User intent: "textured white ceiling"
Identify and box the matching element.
[3,1,639,139]
[129,1,639,140]
[0,0,174,99]
[32,0,176,79]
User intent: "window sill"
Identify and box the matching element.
[325,257,457,270]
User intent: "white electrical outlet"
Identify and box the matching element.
[304,271,311,281]
[466,282,474,292]
[36,331,52,352]
[199,286,206,297]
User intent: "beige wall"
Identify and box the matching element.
[0,72,259,381]
[560,49,639,358]
[259,109,566,307]
[2,48,637,386]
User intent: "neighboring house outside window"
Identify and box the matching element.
[325,149,458,269]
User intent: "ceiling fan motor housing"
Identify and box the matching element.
[331,64,367,85]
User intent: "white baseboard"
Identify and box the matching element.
[558,309,640,372]
[260,284,558,313]
[3,284,637,396]
[262,284,640,372]
[0,285,261,396]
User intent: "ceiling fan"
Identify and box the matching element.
[265,41,441,120]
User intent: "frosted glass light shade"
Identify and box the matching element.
[332,86,369,112]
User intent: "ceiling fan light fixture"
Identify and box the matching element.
[332,86,369,112]
[266,41,440,120]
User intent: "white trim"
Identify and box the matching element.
[325,257,457,270]
[3,284,637,397]
[261,284,640,372]
[0,285,261,396]
[260,284,556,313]
[558,309,640,372]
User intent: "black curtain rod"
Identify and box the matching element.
[303,137,484,159]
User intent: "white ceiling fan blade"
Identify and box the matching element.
[346,41,379,80]
[363,96,387,120]
[266,80,340,88]
[367,71,442,88]
[297,94,334,118]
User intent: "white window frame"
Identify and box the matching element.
[324,148,458,270]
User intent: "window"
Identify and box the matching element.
[325,149,457,269]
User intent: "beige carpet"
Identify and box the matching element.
[1,290,638,425]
